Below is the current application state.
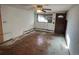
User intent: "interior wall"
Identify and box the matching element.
[34,13,56,31]
[1,5,34,41]
[66,5,79,54]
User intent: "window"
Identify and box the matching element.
[58,15,64,18]
[37,14,52,23]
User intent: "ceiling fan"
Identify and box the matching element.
[35,5,52,13]
[22,4,52,13]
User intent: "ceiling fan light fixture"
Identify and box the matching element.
[36,5,43,13]
[37,9,43,13]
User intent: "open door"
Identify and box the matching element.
[55,13,67,35]
[0,10,3,43]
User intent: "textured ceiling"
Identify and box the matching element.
[23,4,74,12]
[43,4,74,12]
[2,4,75,12]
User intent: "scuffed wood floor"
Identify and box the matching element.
[0,31,69,55]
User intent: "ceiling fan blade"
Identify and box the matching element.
[42,10,46,12]
[43,9,51,10]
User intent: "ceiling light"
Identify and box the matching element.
[37,9,42,13]
[36,5,43,13]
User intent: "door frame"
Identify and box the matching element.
[0,9,3,43]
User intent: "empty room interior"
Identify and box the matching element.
[0,4,79,55]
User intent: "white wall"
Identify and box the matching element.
[34,13,56,31]
[66,5,79,54]
[1,5,34,41]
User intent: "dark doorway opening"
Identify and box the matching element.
[55,13,67,35]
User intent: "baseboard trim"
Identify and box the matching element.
[0,28,34,45]
[0,38,13,45]
[34,28,54,33]
[23,28,34,35]
[65,36,70,55]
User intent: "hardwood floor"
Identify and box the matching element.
[0,31,69,55]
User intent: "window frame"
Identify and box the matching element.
[37,14,53,23]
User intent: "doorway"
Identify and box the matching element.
[55,13,67,35]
